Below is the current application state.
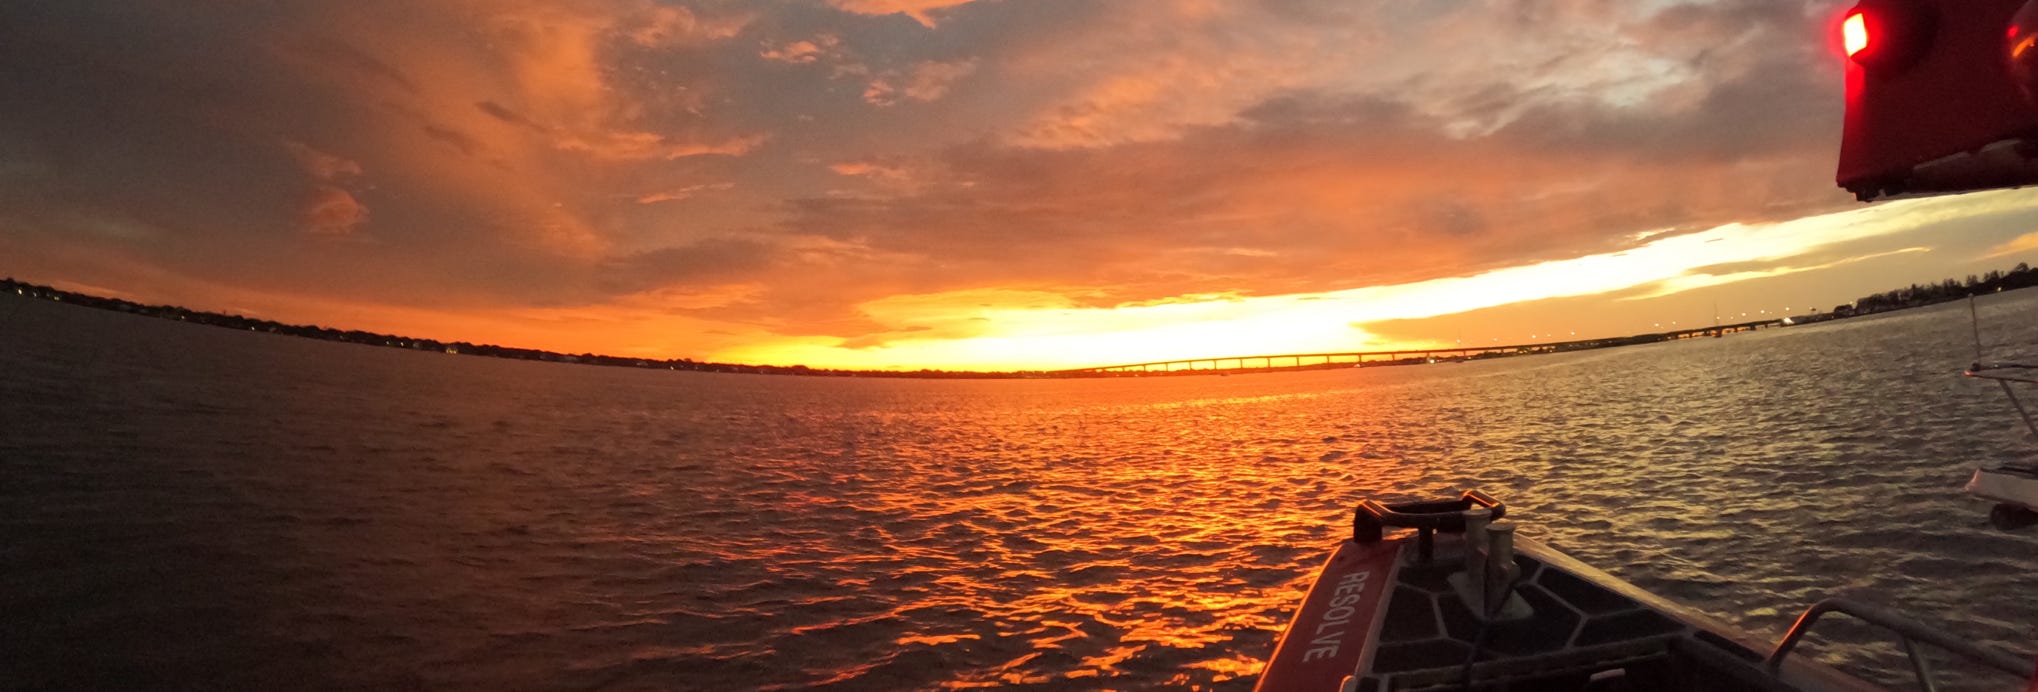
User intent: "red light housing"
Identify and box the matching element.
[1844,0,1937,72]
[1838,0,2038,202]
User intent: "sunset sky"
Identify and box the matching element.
[7,0,2038,370]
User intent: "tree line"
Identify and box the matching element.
[1847,262,2036,315]
[10,258,2038,378]
[0,277,1047,379]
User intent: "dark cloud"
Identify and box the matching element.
[597,238,774,296]
[277,34,423,95]
[301,186,369,236]
[475,101,541,129]
[422,125,484,157]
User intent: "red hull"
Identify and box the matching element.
[1253,539,1402,692]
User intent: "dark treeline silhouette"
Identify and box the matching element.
[5,261,2033,378]
[0,277,1048,379]
[1845,262,2036,315]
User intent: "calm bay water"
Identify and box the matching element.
[5,292,2038,691]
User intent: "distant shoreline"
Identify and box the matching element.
[2,274,2028,379]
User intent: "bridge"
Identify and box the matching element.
[1051,319,1789,376]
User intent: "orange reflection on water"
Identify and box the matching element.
[896,633,980,647]
[725,391,1427,688]
[648,377,1459,689]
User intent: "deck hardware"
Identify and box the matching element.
[1353,490,1504,563]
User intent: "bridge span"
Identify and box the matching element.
[1052,319,1788,375]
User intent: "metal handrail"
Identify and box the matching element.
[1765,597,2033,692]
[1966,364,2038,443]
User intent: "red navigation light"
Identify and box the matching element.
[1844,12,1870,57]
[2012,0,2038,104]
[1842,0,1936,72]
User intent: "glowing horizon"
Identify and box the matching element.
[712,192,2038,370]
[17,189,2035,373]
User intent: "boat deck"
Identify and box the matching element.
[1355,535,1834,692]
[1259,529,1888,692]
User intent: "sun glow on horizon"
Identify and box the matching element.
[715,192,2038,371]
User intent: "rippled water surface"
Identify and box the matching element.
[7,292,2038,690]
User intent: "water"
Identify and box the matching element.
[5,291,2038,691]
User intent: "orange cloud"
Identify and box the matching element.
[283,141,364,180]
[829,159,923,192]
[636,182,735,204]
[761,35,840,64]
[554,132,766,162]
[301,186,369,237]
[826,0,979,27]
[863,59,977,106]
[247,0,768,257]
[626,4,749,47]
[1984,231,2038,259]
[281,141,369,236]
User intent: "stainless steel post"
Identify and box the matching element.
[1463,507,1490,612]
[1486,523,1518,616]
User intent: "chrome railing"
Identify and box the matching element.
[1765,597,2033,692]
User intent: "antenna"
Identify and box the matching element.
[1971,294,1985,361]
[1967,294,2038,440]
